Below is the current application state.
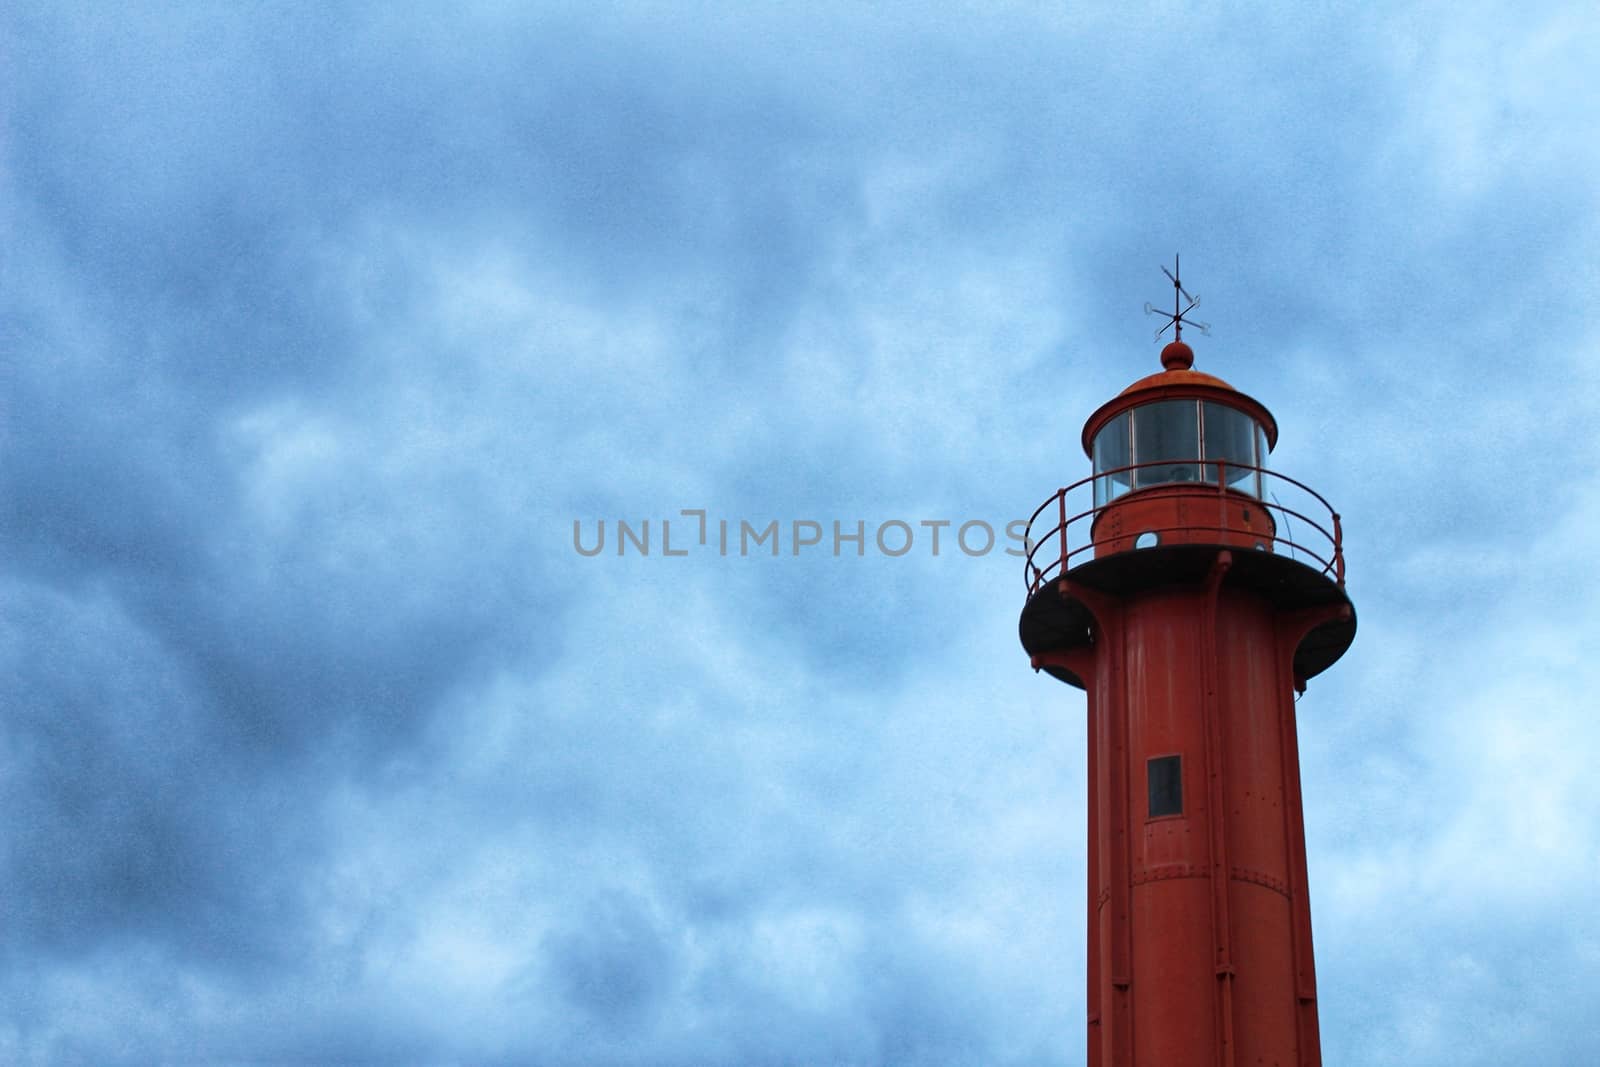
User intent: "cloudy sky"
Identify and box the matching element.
[4,3,1599,1064]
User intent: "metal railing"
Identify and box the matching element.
[1023,459,1344,597]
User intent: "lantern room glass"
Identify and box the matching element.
[1093,412,1131,507]
[1202,401,1261,496]
[1091,400,1267,506]
[1132,399,1201,489]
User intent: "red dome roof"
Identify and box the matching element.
[1079,347,1277,456]
[1119,367,1239,397]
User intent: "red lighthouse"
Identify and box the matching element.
[1019,265,1354,1067]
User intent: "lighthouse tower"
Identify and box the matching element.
[1019,265,1354,1067]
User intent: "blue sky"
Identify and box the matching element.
[3,3,1598,1063]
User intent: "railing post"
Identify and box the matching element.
[1332,512,1344,586]
[1058,490,1069,579]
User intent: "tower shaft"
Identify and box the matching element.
[1051,555,1335,1067]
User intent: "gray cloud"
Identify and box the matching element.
[3,2,1598,1064]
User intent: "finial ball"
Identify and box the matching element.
[1160,340,1194,371]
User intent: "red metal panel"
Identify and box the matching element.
[1089,485,1276,559]
[1131,881,1215,1063]
[1228,884,1298,1067]
[1122,589,1217,1065]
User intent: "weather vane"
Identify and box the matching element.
[1145,254,1211,342]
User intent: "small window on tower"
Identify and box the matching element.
[1148,755,1182,818]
